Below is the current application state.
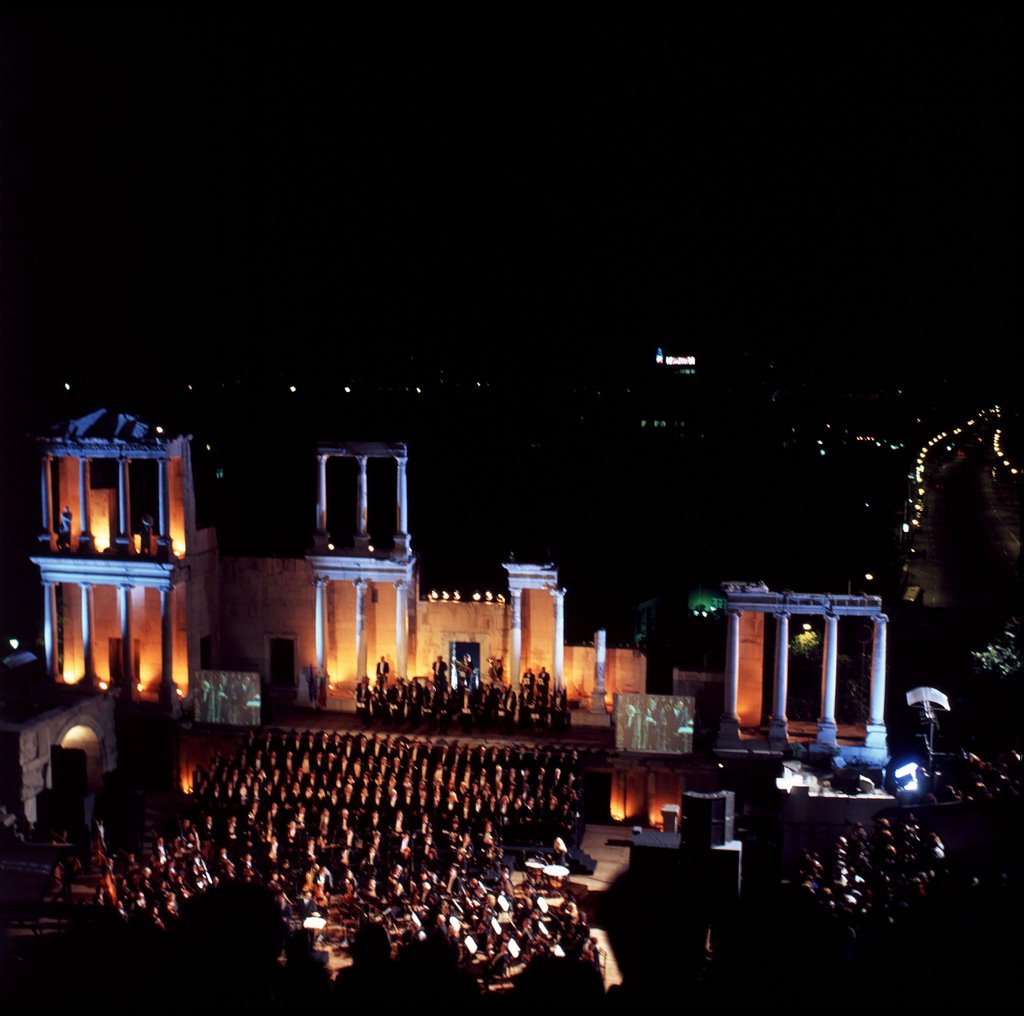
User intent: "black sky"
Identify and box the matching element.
[1,13,1017,650]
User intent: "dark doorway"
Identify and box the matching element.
[269,637,296,687]
[199,634,212,670]
[108,638,140,688]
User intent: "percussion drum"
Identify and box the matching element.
[542,864,569,890]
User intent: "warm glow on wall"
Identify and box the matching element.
[94,533,110,553]
[172,539,186,557]
[64,672,84,685]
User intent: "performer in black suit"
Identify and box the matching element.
[432,655,448,689]
[376,657,390,681]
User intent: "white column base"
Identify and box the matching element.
[815,719,838,747]
[864,722,888,751]
[590,691,607,713]
[394,534,410,555]
[716,715,742,748]
[768,718,789,748]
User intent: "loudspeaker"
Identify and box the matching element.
[682,790,735,849]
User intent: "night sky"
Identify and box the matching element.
[1,13,1017,655]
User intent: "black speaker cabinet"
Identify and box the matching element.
[682,790,735,849]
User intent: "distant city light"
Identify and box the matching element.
[367,545,374,553]
[344,386,351,393]
[864,573,874,582]
[155,426,164,434]
[327,543,335,551]
[8,638,18,650]
[289,385,297,393]
[64,382,71,391]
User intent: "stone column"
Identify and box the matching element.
[769,612,790,747]
[39,453,54,546]
[43,581,59,679]
[316,454,329,543]
[354,578,368,680]
[816,613,839,747]
[395,456,409,552]
[119,584,136,700]
[510,589,522,689]
[157,456,171,555]
[355,455,369,549]
[865,613,889,751]
[395,579,409,677]
[81,583,96,686]
[592,628,607,712]
[716,608,742,747]
[78,456,93,550]
[159,586,179,715]
[314,576,328,677]
[116,457,132,551]
[551,587,565,692]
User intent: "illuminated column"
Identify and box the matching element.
[865,613,889,751]
[354,579,368,679]
[816,613,839,747]
[769,612,790,747]
[159,586,179,714]
[395,456,409,552]
[395,579,409,677]
[551,587,565,692]
[78,456,93,550]
[81,583,96,685]
[157,456,171,554]
[592,628,607,712]
[39,453,54,545]
[355,455,369,548]
[316,454,329,541]
[119,584,136,700]
[510,589,522,689]
[716,608,742,747]
[116,457,132,550]
[43,581,59,679]
[314,576,328,676]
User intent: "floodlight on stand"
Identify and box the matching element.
[907,686,950,762]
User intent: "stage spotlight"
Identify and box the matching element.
[893,762,919,793]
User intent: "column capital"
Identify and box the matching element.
[395,454,407,466]
[727,606,743,618]
[80,581,93,591]
[873,613,889,626]
[773,611,791,621]
[119,582,135,592]
[393,579,408,591]
[353,577,368,590]
[549,586,566,600]
[356,454,368,467]
[318,452,330,465]
[313,575,330,589]
[510,587,522,599]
